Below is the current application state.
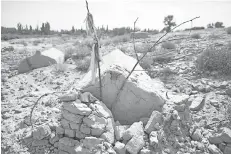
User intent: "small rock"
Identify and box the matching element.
[62,110,83,124]
[196,142,204,151]
[224,144,231,154]
[189,95,205,111]
[144,111,162,134]
[80,92,97,103]
[123,121,144,141]
[56,126,65,135]
[82,137,104,150]
[209,127,231,144]
[191,129,202,141]
[59,93,78,102]
[114,141,126,154]
[75,130,86,139]
[60,119,70,129]
[80,124,91,135]
[208,144,223,154]
[63,100,92,116]
[69,122,80,130]
[32,139,49,146]
[125,135,145,154]
[149,131,158,148]
[115,125,129,141]
[140,148,151,154]
[33,125,51,140]
[64,129,75,138]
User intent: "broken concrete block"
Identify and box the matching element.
[114,141,126,154]
[125,135,145,154]
[59,93,78,102]
[79,49,167,124]
[63,100,92,116]
[144,110,162,134]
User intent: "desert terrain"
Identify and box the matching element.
[1,28,231,154]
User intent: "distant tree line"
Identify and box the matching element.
[1,18,226,37]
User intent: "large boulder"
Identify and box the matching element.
[78,49,167,124]
[18,48,64,74]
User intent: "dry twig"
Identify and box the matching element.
[112,16,200,112]
[133,17,139,60]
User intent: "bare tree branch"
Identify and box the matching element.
[112,16,200,112]
[133,17,139,60]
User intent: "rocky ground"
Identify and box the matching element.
[1,28,231,154]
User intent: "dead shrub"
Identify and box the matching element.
[33,40,41,46]
[75,57,91,72]
[191,33,201,39]
[111,35,130,44]
[54,63,68,73]
[139,57,152,70]
[227,27,231,34]
[196,46,231,74]
[161,41,176,50]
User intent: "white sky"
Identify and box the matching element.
[1,0,231,31]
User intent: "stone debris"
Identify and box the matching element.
[144,110,163,134]
[79,49,167,124]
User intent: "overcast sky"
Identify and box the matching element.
[1,0,231,31]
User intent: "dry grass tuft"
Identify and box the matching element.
[226,27,231,34]
[54,63,68,73]
[161,41,176,50]
[139,57,152,70]
[75,57,91,72]
[191,33,201,39]
[196,46,231,75]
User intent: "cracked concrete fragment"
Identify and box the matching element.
[79,49,167,125]
[90,101,113,118]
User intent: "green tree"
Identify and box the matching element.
[207,23,214,28]
[71,26,75,33]
[163,15,176,32]
[44,22,50,35]
[29,25,32,32]
[215,22,224,28]
[17,23,22,33]
[41,23,45,34]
